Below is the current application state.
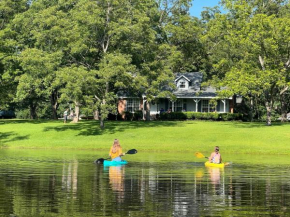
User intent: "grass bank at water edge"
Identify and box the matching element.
[0,119,290,156]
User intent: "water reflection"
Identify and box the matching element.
[62,160,78,199]
[208,167,222,185]
[108,166,125,202]
[0,151,290,216]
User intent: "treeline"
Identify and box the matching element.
[0,0,289,127]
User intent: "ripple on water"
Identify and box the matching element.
[0,151,290,216]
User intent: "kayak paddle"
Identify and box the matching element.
[94,149,138,164]
[195,152,208,159]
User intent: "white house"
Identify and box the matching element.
[118,72,233,118]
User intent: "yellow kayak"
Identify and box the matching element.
[205,161,226,168]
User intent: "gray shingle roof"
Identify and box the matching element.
[118,72,220,99]
[173,72,217,98]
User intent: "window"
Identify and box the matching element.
[174,99,186,112]
[202,100,209,112]
[126,99,140,112]
[180,81,185,88]
[202,100,216,112]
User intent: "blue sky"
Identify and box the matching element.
[190,0,221,17]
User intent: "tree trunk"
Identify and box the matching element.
[72,101,80,123]
[100,117,105,129]
[99,82,108,129]
[280,94,287,122]
[94,110,99,120]
[50,90,58,120]
[100,99,106,129]
[29,103,37,119]
[145,101,151,121]
[265,101,272,126]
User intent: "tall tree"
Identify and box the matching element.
[16,49,62,119]
[54,66,97,123]
[205,0,290,125]
[0,0,29,110]
[8,0,75,118]
[67,0,183,125]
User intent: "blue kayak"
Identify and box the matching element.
[103,160,128,166]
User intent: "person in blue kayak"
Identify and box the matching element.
[208,146,222,164]
[109,139,125,162]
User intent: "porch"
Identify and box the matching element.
[149,98,232,115]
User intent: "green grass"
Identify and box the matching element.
[1,119,290,156]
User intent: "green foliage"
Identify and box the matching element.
[124,110,143,121]
[0,0,29,110]
[1,0,290,126]
[159,112,243,121]
[204,0,290,125]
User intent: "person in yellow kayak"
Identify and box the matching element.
[208,146,222,164]
[109,139,125,162]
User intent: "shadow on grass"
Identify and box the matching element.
[43,120,184,136]
[0,132,30,146]
[0,119,60,125]
[219,121,289,128]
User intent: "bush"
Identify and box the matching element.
[160,112,243,121]
[0,110,16,119]
[133,110,143,120]
[260,114,279,122]
[160,112,187,120]
[124,110,143,121]
[15,109,30,119]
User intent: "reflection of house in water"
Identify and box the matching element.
[148,168,158,194]
[109,166,125,202]
[61,160,78,199]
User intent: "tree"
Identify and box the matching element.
[204,0,290,125]
[15,49,62,119]
[7,0,76,119]
[95,53,136,128]
[0,0,29,110]
[67,0,182,125]
[54,66,97,123]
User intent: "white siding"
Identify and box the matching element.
[176,78,189,90]
[150,103,158,114]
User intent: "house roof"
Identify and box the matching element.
[173,72,218,98]
[174,75,191,82]
[118,72,227,99]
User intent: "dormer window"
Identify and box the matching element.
[180,82,185,88]
[175,75,190,90]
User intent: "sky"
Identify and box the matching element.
[189,0,221,18]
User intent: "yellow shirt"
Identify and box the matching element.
[109,146,123,159]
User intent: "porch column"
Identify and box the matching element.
[142,98,146,120]
[194,99,200,112]
[172,101,175,112]
[221,100,226,113]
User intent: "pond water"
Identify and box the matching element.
[0,150,290,216]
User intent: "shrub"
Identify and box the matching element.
[133,110,143,120]
[124,110,143,121]
[159,112,243,121]
[15,109,30,119]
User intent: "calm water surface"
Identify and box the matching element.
[0,150,289,216]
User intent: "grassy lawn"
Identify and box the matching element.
[0,119,290,155]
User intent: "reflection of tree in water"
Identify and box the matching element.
[1,158,290,216]
[61,160,78,199]
[109,166,125,202]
